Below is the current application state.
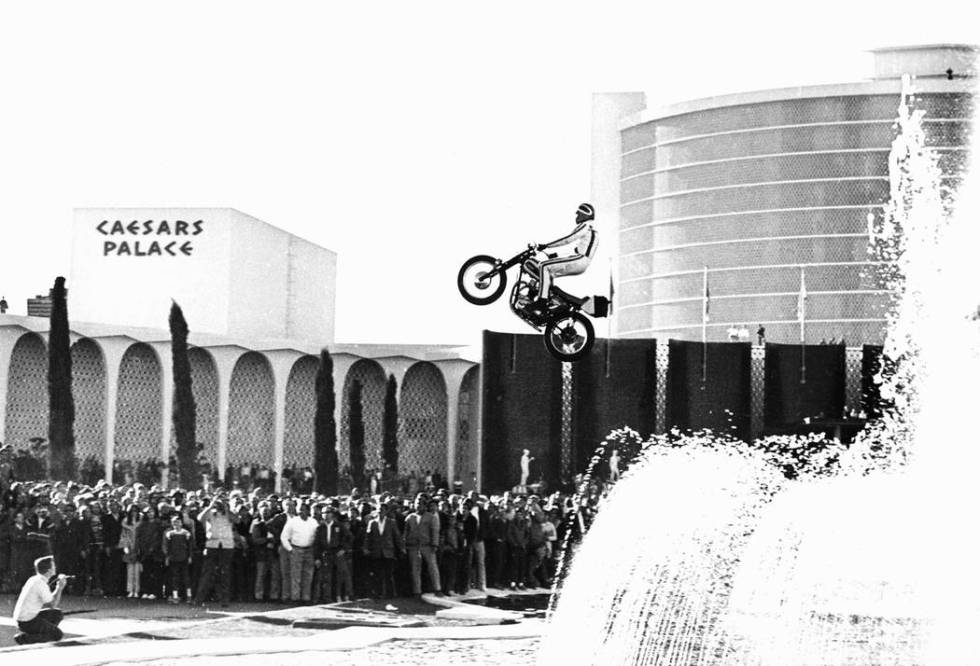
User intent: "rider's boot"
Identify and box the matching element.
[529,296,550,314]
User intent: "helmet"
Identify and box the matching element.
[575,202,595,223]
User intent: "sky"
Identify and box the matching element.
[0,1,976,347]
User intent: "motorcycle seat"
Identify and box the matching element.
[551,286,588,307]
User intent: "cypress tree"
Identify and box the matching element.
[349,379,366,489]
[382,374,399,475]
[169,301,198,488]
[314,349,339,494]
[48,276,76,479]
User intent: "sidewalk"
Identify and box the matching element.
[0,591,545,665]
[0,589,547,654]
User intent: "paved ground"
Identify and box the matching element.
[0,590,546,664]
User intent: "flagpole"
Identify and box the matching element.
[799,265,807,385]
[702,266,708,385]
[606,259,613,378]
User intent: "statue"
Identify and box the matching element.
[609,448,620,483]
[520,449,534,490]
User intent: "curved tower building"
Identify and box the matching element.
[599,44,975,343]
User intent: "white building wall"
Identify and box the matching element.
[227,210,290,340]
[285,235,336,344]
[70,208,336,345]
[70,207,234,335]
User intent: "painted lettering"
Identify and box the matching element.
[103,241,117,255]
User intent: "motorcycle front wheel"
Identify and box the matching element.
[458,254,507,305]
[543,312,595,362]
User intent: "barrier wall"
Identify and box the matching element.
[481,331,885,490]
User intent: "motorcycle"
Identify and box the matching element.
[457,244,610,362]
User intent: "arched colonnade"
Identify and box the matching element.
[0,322,480,491]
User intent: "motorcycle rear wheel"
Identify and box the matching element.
[458,255,507,305]
[543,312,595,362]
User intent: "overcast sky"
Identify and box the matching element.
[0,1,975,347]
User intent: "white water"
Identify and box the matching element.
[540,77,978,665]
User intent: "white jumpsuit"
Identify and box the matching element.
[536,222,597,300]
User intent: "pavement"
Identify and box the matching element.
[0,589,547,664]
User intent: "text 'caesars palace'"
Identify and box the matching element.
[0,45,975,492]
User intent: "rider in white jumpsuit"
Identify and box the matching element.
[531,203,598,312]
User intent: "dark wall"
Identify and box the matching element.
[572,338,657,472]
[480,333,872,492]
[666,340,751,439]
[764,343,845,427]
[481,331,563,492]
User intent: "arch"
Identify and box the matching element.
[227,352,275,468]
[341,359,386,481]
[70,338,106,464]
[4,333,48,449]
[284,355,319,469]
[187,347,219,468]
[114,343,163,466]
[398,361,448,480]
[455,365,480,490]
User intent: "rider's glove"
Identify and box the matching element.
[536,243,547,251]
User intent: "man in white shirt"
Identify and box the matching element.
[281,502,318,602]
[13,555,67,644]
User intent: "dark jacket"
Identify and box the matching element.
[52,517,90,560]
[102,513,123,549]
[135,519,165,562]
[314,521,352,562]
[250,517,272,561]
[505,514,529,548]
[364,517,402,560]
[163,527,195,563]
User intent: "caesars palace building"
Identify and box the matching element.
[0,208,482,491]
[596,44,975,344]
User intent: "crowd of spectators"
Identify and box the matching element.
[0,444,601,606]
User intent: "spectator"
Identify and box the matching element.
[505,502,529,589]
[103,500,125,597]
[84,502,106,596]
[163,514,194,603]
[281,501,317,603]
[120,505,141,598]
[403,496,441,597]
[438,499,460,595]
[135,505,165,599]
[193,496,236,607]
[231,503,252,601]
[50,503,87,596]
[250,501,278,601]
[268,498,294,602]
[465,493,488,592]
[349,503,370,599]
[10,510,32,589]
[313,506,352,603]
[527,512,549,589]
[364,502,402,598]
